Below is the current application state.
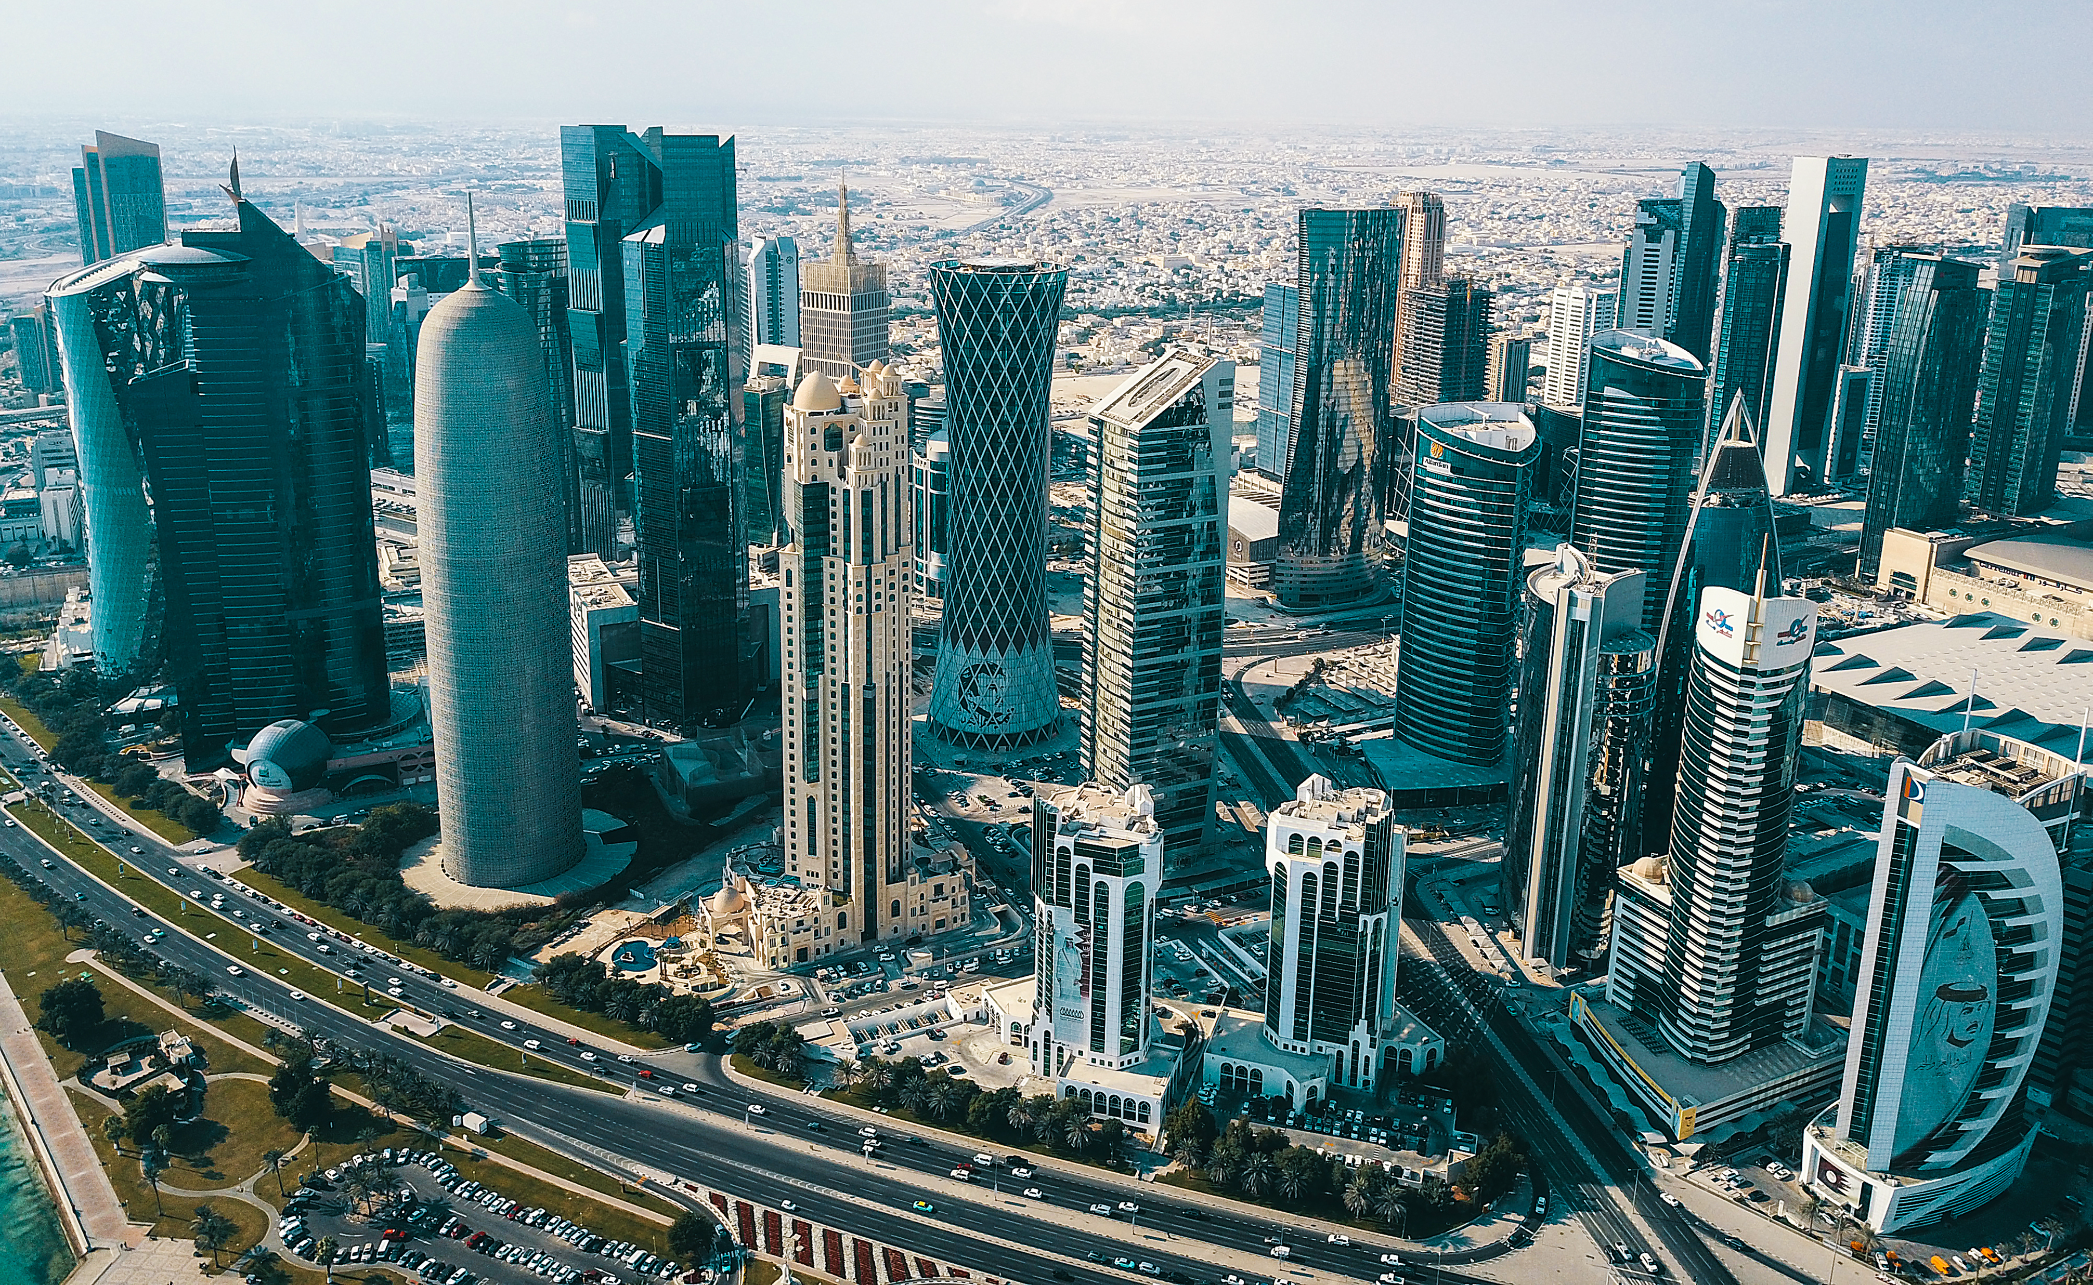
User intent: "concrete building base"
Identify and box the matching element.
[399,810,638,910]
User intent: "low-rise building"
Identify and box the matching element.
[569,554,639,712]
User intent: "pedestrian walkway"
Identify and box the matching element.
[0,966,142,1252]
[62,1235,205,1285]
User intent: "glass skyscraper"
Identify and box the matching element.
[489,239,581,553]
[1393,403,1539,769]
[49,189,389,766]
[1253,282,1298,480]
[1081,350,1232,871]
[1272,208,1401,609]
[927,258,1068,749]
[1672,162,1726,364]
[1394,278,1492,407]
[1706,206,1786,453]
[1856,254,1987,579]
[1966,247,2093,518]
[620,131,751,730]
[71,131,164,265]
[1766,156,1868,495]
[1569,331,1706,635]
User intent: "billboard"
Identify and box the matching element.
[1888,874,1997,1163]
[1694,585,1816,669]
[1050,912,1092,1030]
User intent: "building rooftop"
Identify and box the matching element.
[1916,727,2088,802]
[1090,350,1219,427]
[1228,494,1281,543]
[1961,535,2093,594]
[1416,401,1538,452]
[1269,773,1390,833]
[1809,612,2093,760]
[1041,782,1158,837]
[568,554,637,610]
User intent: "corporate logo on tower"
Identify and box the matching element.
[1774,617,1811,647]
[1704,605,1735,637]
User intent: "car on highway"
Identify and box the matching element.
[38,858,51,868]
[226,965,244,976]
[1378,1255,1403,1267]
[1639,1252,1661,1275]
[779,1200,796,1212]
[1022,1187,1043,1200]
[681,1083,699,1093]
[129,846,142,855]
[949,1168,970,1181]
[911,1201,934,1214]
[746,1103,764,1115]
[1009,1166,1032,1178]
[500,1020,516,1030]
[524,1040,541,1050]
[1117,1201,1139,1214]
[1327,1235,1349,1246]
[579,1052,596,1062]
[1088,1203,1112,1216]
[289,990,308,1001]
[1659,1192,1680,1207]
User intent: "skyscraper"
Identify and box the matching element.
[71,131,165,265]
[800,184,889,381]
[927,258,1068,749]
[1272,208,1401,608]
[1999,204,2093,268]
[1394,278,1492,407]
[1253,282,1299,480]
[1654,583,1821,1064]
[747,234,801,352]
[1707,206,1787,454]
[1803,742,2065,1233]
[561,124,661,558]
[331,225,403,355]
[415,238,584,890]
[1030,783,1161,1075]
[1765,156,1868,496]
[1392,403,1539,771]
[1081,350,1232,871]
[1540,284,1618,409]
[1619,198,1683,340]
[911,429,950,600]
[780,364,915,944]
[1965,247,2093,517]
[1672,162,1726,364]
[1643,400,1781,863]
[1392,191,1447,406]
[1504,547,1654,971]
[1487,331,1533,403]
[46,181,390,765]
[1851,245,1932,454]
[1856,255,1988,580]
[742,375,790,547]
[1263,775,1405,1092]
[9,309,59,396]
[619,131,751,730]
[488,239,581,553]
[1569,331,1706,635]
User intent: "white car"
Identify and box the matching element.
[1379,1255,1404,1267]
[779,1200,796,1212]
[501,1020,517,1031]
[1659,1192,1680,1207]
[1022,1187,1043,1200]
[682,1083,700,1093]
[949,1169,971,1182]
[1088,1204,1111,1216]
[616,1054,633,1063]
[289,990,308,1002]
[1009,1166,1032,1178]
[523,1040,541,1050]
[226,965,244,976]
[580,1052,597,1062]
[1327,1235,1350,1246]
[746,1103,765,1116]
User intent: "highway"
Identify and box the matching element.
[0,727,1510,1285]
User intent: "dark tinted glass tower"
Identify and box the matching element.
[1254,282,1299,480]
[1569,331,1706,635]
[1643,400,1781,863]
[561,125,660,558]
[1766,156,1867,495]
[1273,208,1401,608]
[489,239,581,553]
[1999,205,2093,268]
[1393,403,1538,769]
[927,258,1068,749]
[1966,248,2093,518]
[743,375,789,546]
[1082,351,1232,870]
[1856,255,1987,579]
[800,184,889,381]
[71,131,165,265]
[1395,279,1492,406]
[85,192,389,766]
[1672,162,1725,364]
[1707,206,1787,458]
[621,131,750,730]
[330,225,402,360]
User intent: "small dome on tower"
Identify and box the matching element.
[792,371,841,412]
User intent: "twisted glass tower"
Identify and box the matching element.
[928,258,1067,749]
[1569,331,1706,636]
[1393,404,1539,769]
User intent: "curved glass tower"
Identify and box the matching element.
[1272,208,1400,608]
[928,258,1067,749]
[1570,330,1706,635]
[1393,403,1539,769]
[45,254,157,673]
[417,270,584,889]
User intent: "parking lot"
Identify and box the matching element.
[275,1147,690,1285]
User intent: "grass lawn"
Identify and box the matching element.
[731,1055,806,1091]
[500,985,672,1050]
[429,1136,673,1254]
[747,1260,843,1285]
[415,1025,624,1096]
[156,1077,305,1189]
[75,1093,273,1267]
[0,692,56,750]
[0,870,273,1081]
[467,1130,684,1218]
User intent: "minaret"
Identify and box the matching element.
[414,190,585,889]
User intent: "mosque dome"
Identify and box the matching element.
[708,880,746,917]
[792,371,841,412]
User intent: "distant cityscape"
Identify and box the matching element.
[0,116,2089,1285]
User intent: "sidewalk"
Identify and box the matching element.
[0,965,143,1253]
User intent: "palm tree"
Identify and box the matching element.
[928,1081,961,1121]
[141,1155,166,1216]
[1375,1187,1408,1238]
[102,1113,127,1154]
[1342,1179,1371,1219]
[1277,1166,1308,1204]
[191,1203,236,1268]
[262,1148,287,1195]
[314,1236,338,1285]
[1240,1154,1275,1198]
[1007,1097,1037,1138]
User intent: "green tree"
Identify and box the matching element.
[141,1153,166,1216]
[124,1082,181,1147]
[1165,1100,1217,1153]
[33,977,104,1047]
[191,1202,236,1268]
[289,1079,334,1132]
[262,1148,287,1195]
[314,1236,338,1284]
[667,1211,716,1259]
[101,1112,128,1154]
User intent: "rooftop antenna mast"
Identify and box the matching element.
[465,191,481,288]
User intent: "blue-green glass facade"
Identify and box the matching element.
[1965,247,2093,518]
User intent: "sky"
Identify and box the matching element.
[5,0,2089,136]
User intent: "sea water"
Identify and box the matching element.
[0,1091,71,1285]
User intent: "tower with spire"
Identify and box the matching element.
[800,180,889,379]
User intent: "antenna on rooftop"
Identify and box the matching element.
[465,191,480,288]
